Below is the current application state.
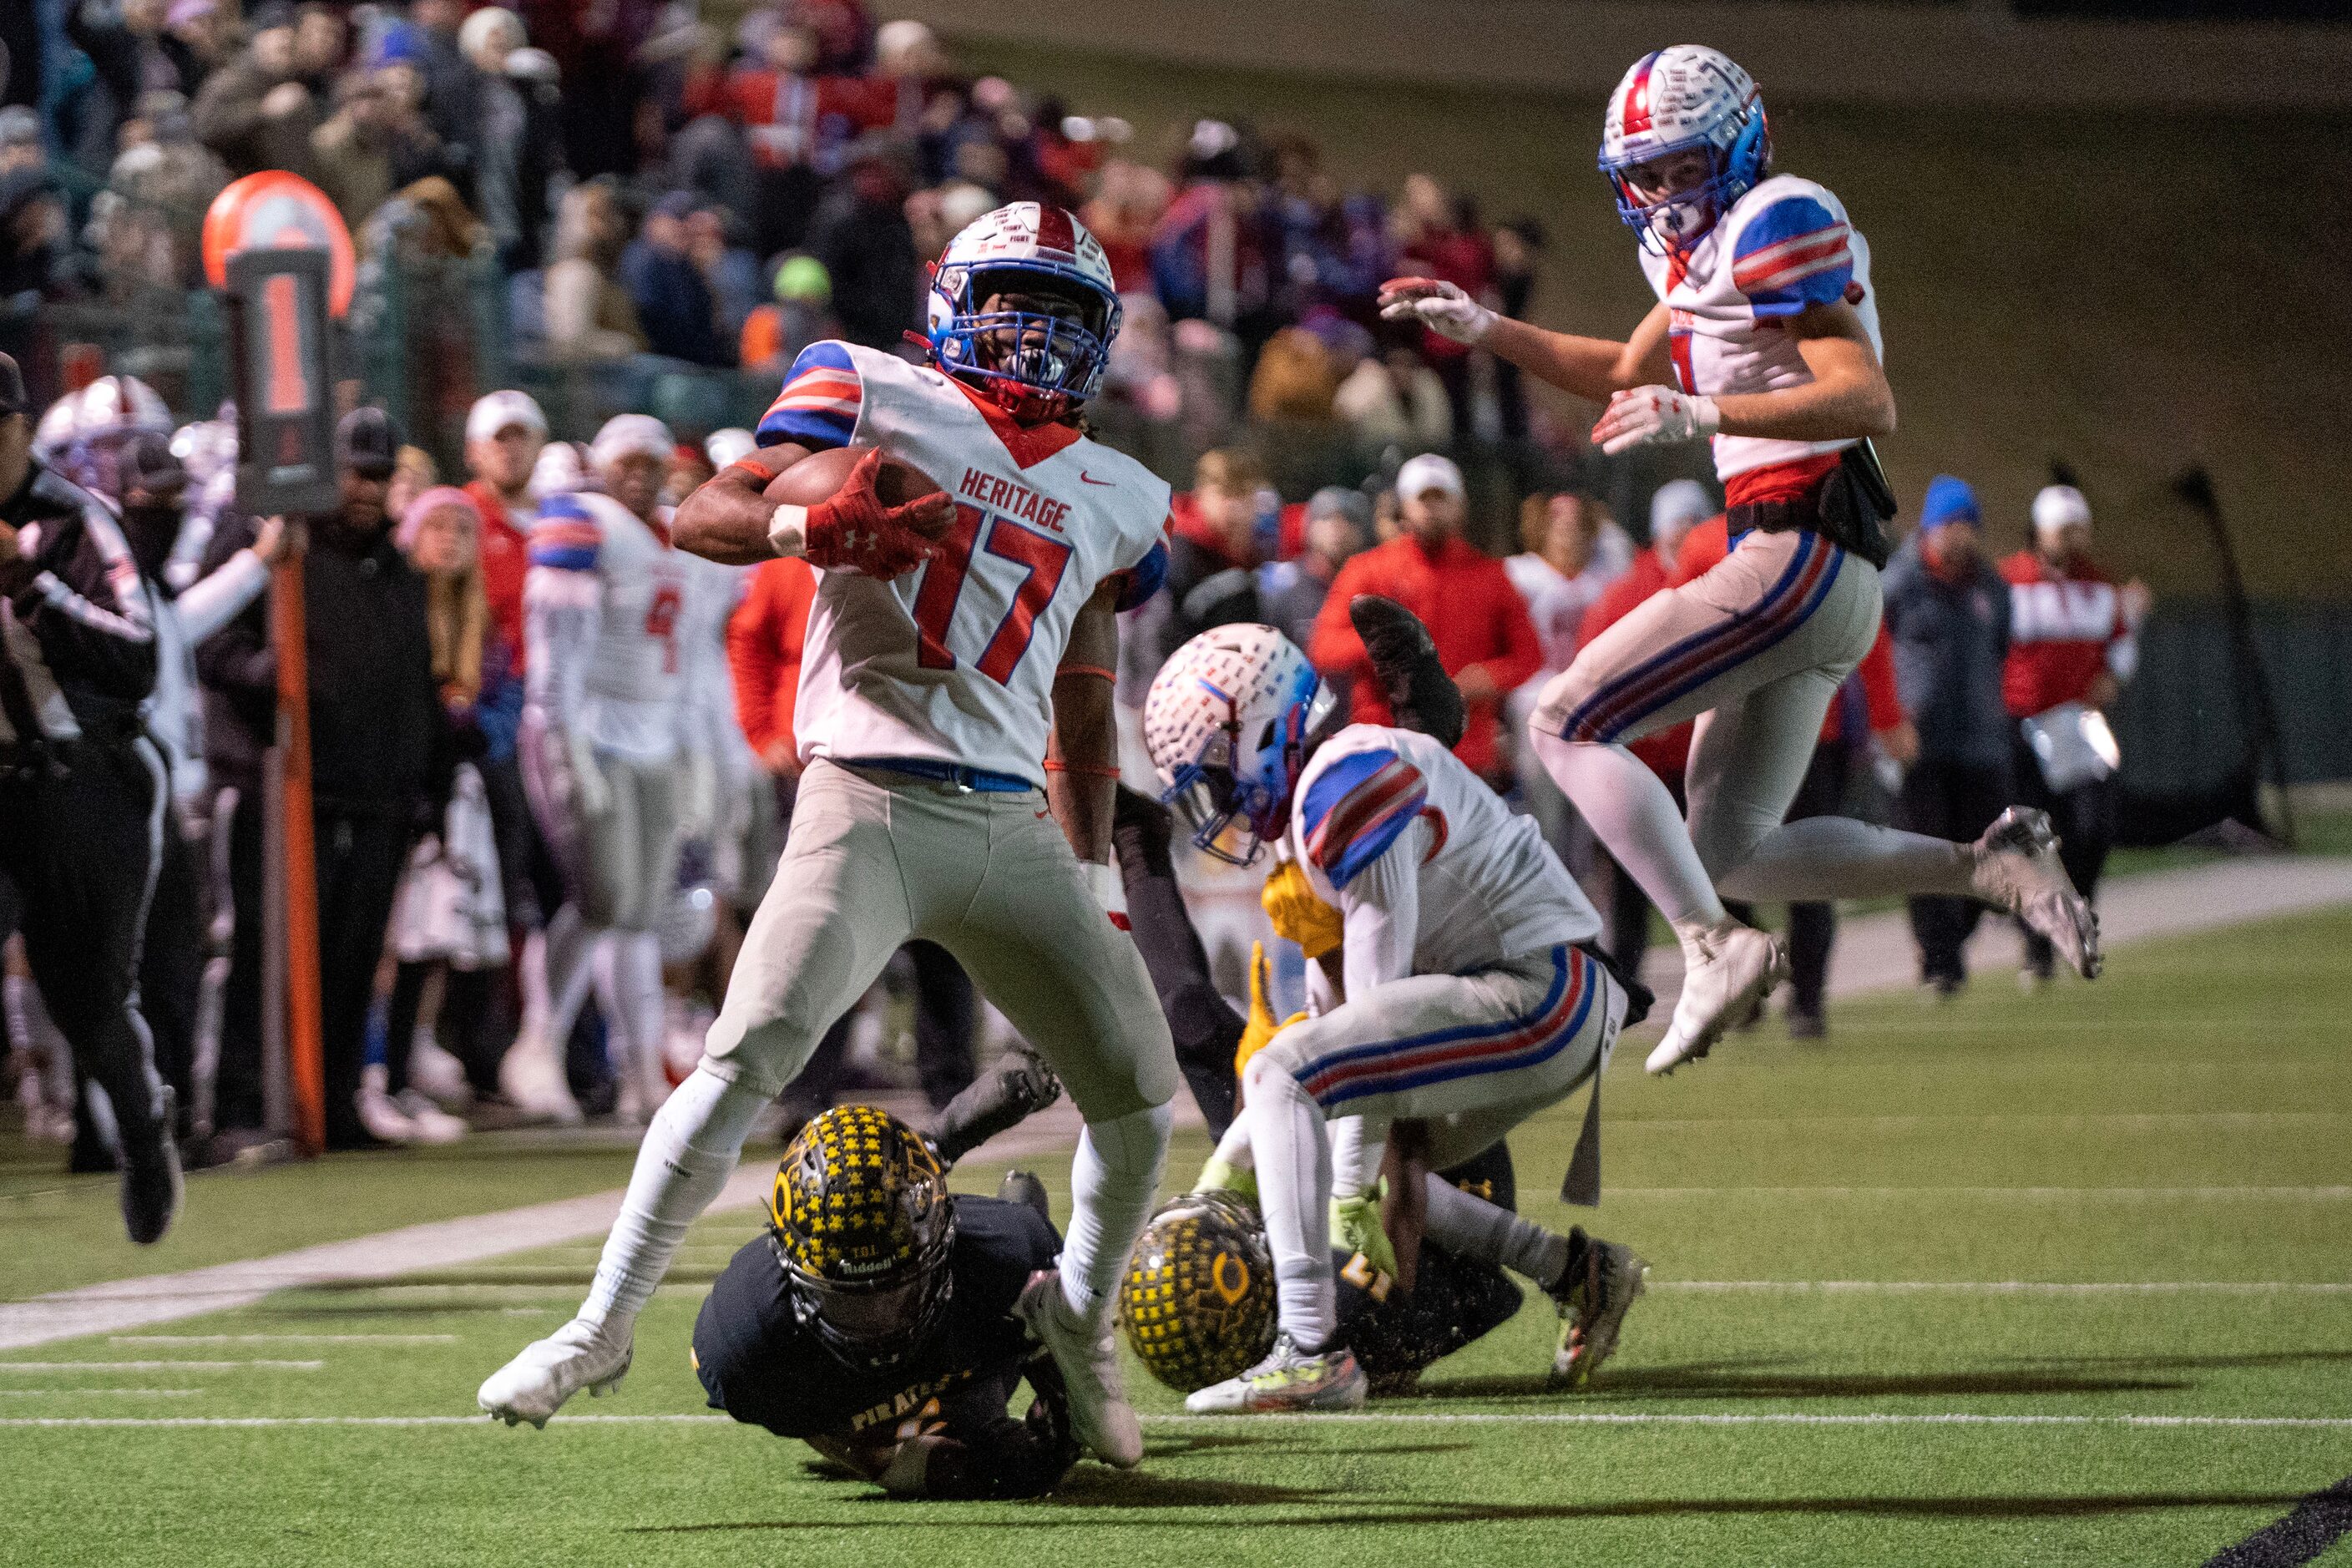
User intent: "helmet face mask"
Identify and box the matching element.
[767,1106,957,1370]
[927,204,1121,424]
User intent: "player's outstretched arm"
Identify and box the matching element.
[672,444,816,564]
[1378,277,1672,403]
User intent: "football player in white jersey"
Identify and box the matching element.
[1144,625,1645,1414]
[506,414,711,1126]
[1381,44,2098,1074]
[479,205,1180,1471]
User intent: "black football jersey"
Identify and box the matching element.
[1337,1141,1525,1380]
[691,1196,1060,1444]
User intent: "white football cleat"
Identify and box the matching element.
[478,1318,631,1428]
[1015,1270,1143,1468]
[392,1089,468,1145]
[1549,1233,1648,1388]
[1184,1333,1368,1414]
[1647,922,1788,1075]
[498,1029,584,1125]
[1970,807,2102,979]
[356,1065,420,1145]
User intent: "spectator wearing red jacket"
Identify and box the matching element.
[1998,485,2147,983]
[461,390,555,933]
[1308,453,1540,787]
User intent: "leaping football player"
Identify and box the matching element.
[1141,625,1646,1413]
[1381,45,2099,1075]
[479,205,1179,1472]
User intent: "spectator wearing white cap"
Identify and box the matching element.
[458,391,561,1051]
[463,390,548,680]
[1997,485,2148,985]
[1307,453,1543,786]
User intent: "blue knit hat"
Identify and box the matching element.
[1920,474,1980,529]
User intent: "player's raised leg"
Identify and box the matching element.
[478,761,918,1426]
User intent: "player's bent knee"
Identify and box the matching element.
[1689,807,1778,884]
[1083,1100,1174,1176]
[1533,658,1611,746]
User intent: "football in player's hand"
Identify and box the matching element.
[765,447,953,538]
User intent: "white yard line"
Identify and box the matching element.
[0,1388,200,1397]
[3,1411,2348,1430]
[1607,1186,2352,1200]
[109,1333,459,1344]
[0,1360,321,1371]
[1656,1280,2352,1295]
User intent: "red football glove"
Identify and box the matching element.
[802,448,950,579]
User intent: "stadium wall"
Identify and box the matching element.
[899,0,2352,109]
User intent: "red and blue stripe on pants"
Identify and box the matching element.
[1557,530,1844,745]
[1296,947,1598,1110]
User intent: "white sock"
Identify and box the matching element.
[1207,1113,1256,1174]
[537,907,600,1047]
[1058,1100,1172,1324]
[1420,1176,1571,1288]
[579,1065,766,1333]
[1535,732,1725,931]
[1328,1115,1384,1203]
[600,931,669,1105]
[1242,1053,1337,1351]
[1714,816,1975,903]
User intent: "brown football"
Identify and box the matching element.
[763,446,949,533]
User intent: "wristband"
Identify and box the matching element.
[1054,664,1116,683]
[767,503,809,558]
[1042,760,1121,778]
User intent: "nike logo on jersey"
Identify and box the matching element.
[1080,471,1114,487]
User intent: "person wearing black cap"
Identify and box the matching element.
[195,405,446,1149]
[114,432,282,1153]
[0,351,182,1242]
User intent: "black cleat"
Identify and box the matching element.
[928,1048,1063,1167]
[1349,594,1465,749]
[998,1168,1052,1222]
[121,1089,185,1245]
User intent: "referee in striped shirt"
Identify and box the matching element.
[0,352,182,1243]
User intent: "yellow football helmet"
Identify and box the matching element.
[1118,1191,1276,1392]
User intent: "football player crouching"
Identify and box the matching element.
[690,1104,1083,1500]
[1110,775,1643,1397]
[1143,625,1653,1414]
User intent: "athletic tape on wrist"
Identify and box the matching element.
[767,503,808,558]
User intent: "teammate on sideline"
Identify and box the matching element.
[506,414,713,1125]
[1143,624,1645,1414]
[1381,44,2097,1075]
[480,204,1179,1471]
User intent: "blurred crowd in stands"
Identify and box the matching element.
[2,0,1560,467]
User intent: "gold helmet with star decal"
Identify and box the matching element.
[1118,1191,1276,1392]
[768,1105,956,1368]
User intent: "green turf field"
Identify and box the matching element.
[7,909,2350,1566]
